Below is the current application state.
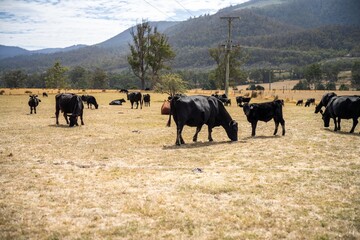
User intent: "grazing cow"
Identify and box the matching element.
[42,92,48,97]
[28,95,41,114]
[304,98,315,107]
[55,93,84,127]
[296,99,303,106]
[236,96,251,107]
[119,89,128,93]
[212,94,231,106]
[241,100,285,137]
[109,99,126,105]
[167,95,238,145]
[127,92,143,109]
[143,94,151,107]
[81,95,98,109]
[320,96,360,133]
[315,92,337,113]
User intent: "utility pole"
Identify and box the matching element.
[221,16,239,97]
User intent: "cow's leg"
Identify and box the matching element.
[136,101,139,109]
[251,121,257,136]
[30,107,33,114]
[176,124,185,145]
[193,125,202,142]
[80,113,84,125]
[337,118,341,131]
[350,118,358,133]
[63,113,69,124]
[333,117,338,131]
[34,106,36,114]
[55,110,59,125]
[280,119,286,136]
[274,120,279,135]
[207,126,213,142]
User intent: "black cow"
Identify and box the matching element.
[28,95,41,114]
[167,95,238,145]
[109,99,126,105]
[236,96,251,107]
[119,89,128,93]
[315,92,337,113]
[296,99,303,106]
[320,96,360,133]
[42,92,48,97]
[143,94,151,107]
[127,92,143,109]
[55,93,84,127]
[305,98,315,107]
[241,100,285,136]
[212,94,231,106]
[81,95,98,109]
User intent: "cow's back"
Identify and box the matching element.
[172,95,212,127]
[331,96,360,119]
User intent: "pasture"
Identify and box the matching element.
[0,89,359,239]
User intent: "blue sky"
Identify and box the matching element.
[0,0,249,50]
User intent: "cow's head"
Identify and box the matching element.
[242,103,254,116]
[320,109,330,128]
[69,115,78,127]
[225,120,238,141]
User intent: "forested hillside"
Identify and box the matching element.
[0,0,359,72]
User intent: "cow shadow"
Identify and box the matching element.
[48,124,72,128]
[243,135,282,140]
[324,128,360,136]
[163,140,239,150]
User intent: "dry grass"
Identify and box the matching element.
[0,89,359,239]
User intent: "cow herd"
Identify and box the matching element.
[27,91,360,145]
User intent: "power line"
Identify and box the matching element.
[173,0,195,18]
[142,0,177,21]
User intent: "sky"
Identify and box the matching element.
[0,0,249,50]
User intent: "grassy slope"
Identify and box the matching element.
[0,90,359,239]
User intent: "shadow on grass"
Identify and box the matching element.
[163,139,240,150]
[243,135,282,140]
[48,124,75,128]
[323,128,360,136]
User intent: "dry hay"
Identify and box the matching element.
[0,90,359,239]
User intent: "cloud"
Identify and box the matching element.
[0,0,249,50]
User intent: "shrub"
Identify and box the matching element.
[315,83,326,90]
[0,90,5,95]
[25,90,32,94]
[293,80,310,90]
[339,84,349,91]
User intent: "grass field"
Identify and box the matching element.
[0,89,359,239]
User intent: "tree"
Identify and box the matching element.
[68,66,88,89]
[304,63,322,88]
[147,27,175,86]
[128,20,151,90]
[208,45,247,89]
[128,21,176,90]
[154,73,187,97]
[45,61,68,89]
[2,70,27,88]
[91,68,108,89]
[351,61,360,90]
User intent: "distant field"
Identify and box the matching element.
[0,89,359,239]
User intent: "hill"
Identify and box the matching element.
[0,0,359,72]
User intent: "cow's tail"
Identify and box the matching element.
[166,97,174,127]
